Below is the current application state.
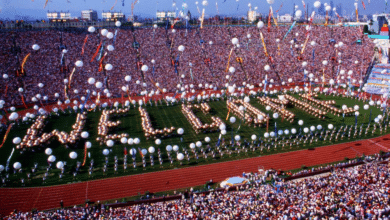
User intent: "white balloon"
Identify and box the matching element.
[177,128,184,135]
[177,153,184,161]
[257,21,264,29]
[106,140,114,147]
[190,143,196,149]
[291,128,297,134]
[155,139,162,145]
[106,32,114,39]
[115,21,122,27]
[45,148,53,155]
[178,45,185,52]
[75,60,83,67]
[173,145,179,151]
[295,10,302,18]
[264,132,270,138]
[355,111,360,116]
[121,137,128,144]
[103,149,109,156]
[234,135,240,141]
[328,124,334,130]
[141,65,149,72]
[107,45,114,51]
[105,64,113,71]
[298,120,304,126]
[69,151,77,159]
[85,141,92,149]
[314,1,321,8]
[56,161,64,169]
[13,162,21,170]
[81,131,89,139]
[88,26,96,33]
[32,44,40,50]
[125,75,132,82]
[88,77,96,85]
[148,146,155,154]
[251,134,257,140]
[12,137,21,145]
[196,141,202,147]
[134,138,140,144]
[48,155,56,162]
[166,145,173,152]
[230,116,236,123]
[205,137,211,143]
[231,38,239,45]
[95,82,103,89]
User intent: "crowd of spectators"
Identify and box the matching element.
[5,154,390,219]
[0,25,374,108]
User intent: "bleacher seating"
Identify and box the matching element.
[365,64,390,94]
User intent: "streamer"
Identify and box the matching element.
[0,123,14,149]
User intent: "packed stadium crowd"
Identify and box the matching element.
[0,25,374,108]
[4,154,390,219]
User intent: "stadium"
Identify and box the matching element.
[1,0,390,218]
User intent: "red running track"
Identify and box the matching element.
[1,134,390,215]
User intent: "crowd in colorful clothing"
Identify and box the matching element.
[4,155,390,219]
[0,25,374,109]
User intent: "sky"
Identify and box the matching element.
[0,0,387,20]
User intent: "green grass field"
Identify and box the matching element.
[0,92,386,187]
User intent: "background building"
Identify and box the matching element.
[102,11,125,22]
[81,10,98,21]
[247,10,257,23]
[156,11,176,22]
[278,14,293,23]
[47,11,72,22]
[369,13,390,34]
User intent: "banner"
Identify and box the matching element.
[91,41,102,62]
[283,21,296,40]
[21,53,31,74]
[81,35,88,55]
[0,123,14,149]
